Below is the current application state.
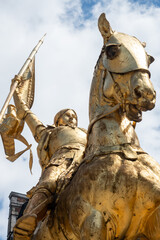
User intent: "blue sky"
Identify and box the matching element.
[81,0,99,18]
[0,0,160,239]
[131,0,160,7]
[80,0,160,19]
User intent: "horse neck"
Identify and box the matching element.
[88,54,140,152]
[88,110,140,148]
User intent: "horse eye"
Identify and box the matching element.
[105,44,121,60]
[148,55,155,66]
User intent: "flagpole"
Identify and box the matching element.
[0,34,46,123]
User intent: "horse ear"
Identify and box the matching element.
[148,55,155,66]
[98,13,113,44]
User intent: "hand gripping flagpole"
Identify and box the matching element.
[0,33,46,123]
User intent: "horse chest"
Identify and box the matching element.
[71,154,160,238]
[90,154,160,205]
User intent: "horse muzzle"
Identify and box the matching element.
[126,75,156,122]
[133,86,156,111]
[131,70,156,109]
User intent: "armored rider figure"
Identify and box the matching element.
[13,90,87,240]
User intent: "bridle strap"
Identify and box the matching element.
[88,66,140,134]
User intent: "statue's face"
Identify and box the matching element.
[57,110,77,127]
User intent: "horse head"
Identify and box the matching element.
[90,13,156,124]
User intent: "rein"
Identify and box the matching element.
[88,103,121,134]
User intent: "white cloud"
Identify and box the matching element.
[0,0,160,239]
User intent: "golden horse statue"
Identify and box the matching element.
[20,14,160,240]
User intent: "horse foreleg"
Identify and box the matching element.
[80,209,108,240]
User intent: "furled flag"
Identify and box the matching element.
[0,58,35,173]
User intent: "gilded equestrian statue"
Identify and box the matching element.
[15,14,160,240]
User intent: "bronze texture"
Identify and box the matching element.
[13,13,160,240]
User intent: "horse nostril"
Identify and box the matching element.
[134,87,142,99]
[147,90,156,101]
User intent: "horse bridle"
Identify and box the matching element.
[88,47,138,134]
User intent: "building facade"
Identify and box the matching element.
[7,192,28,240]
